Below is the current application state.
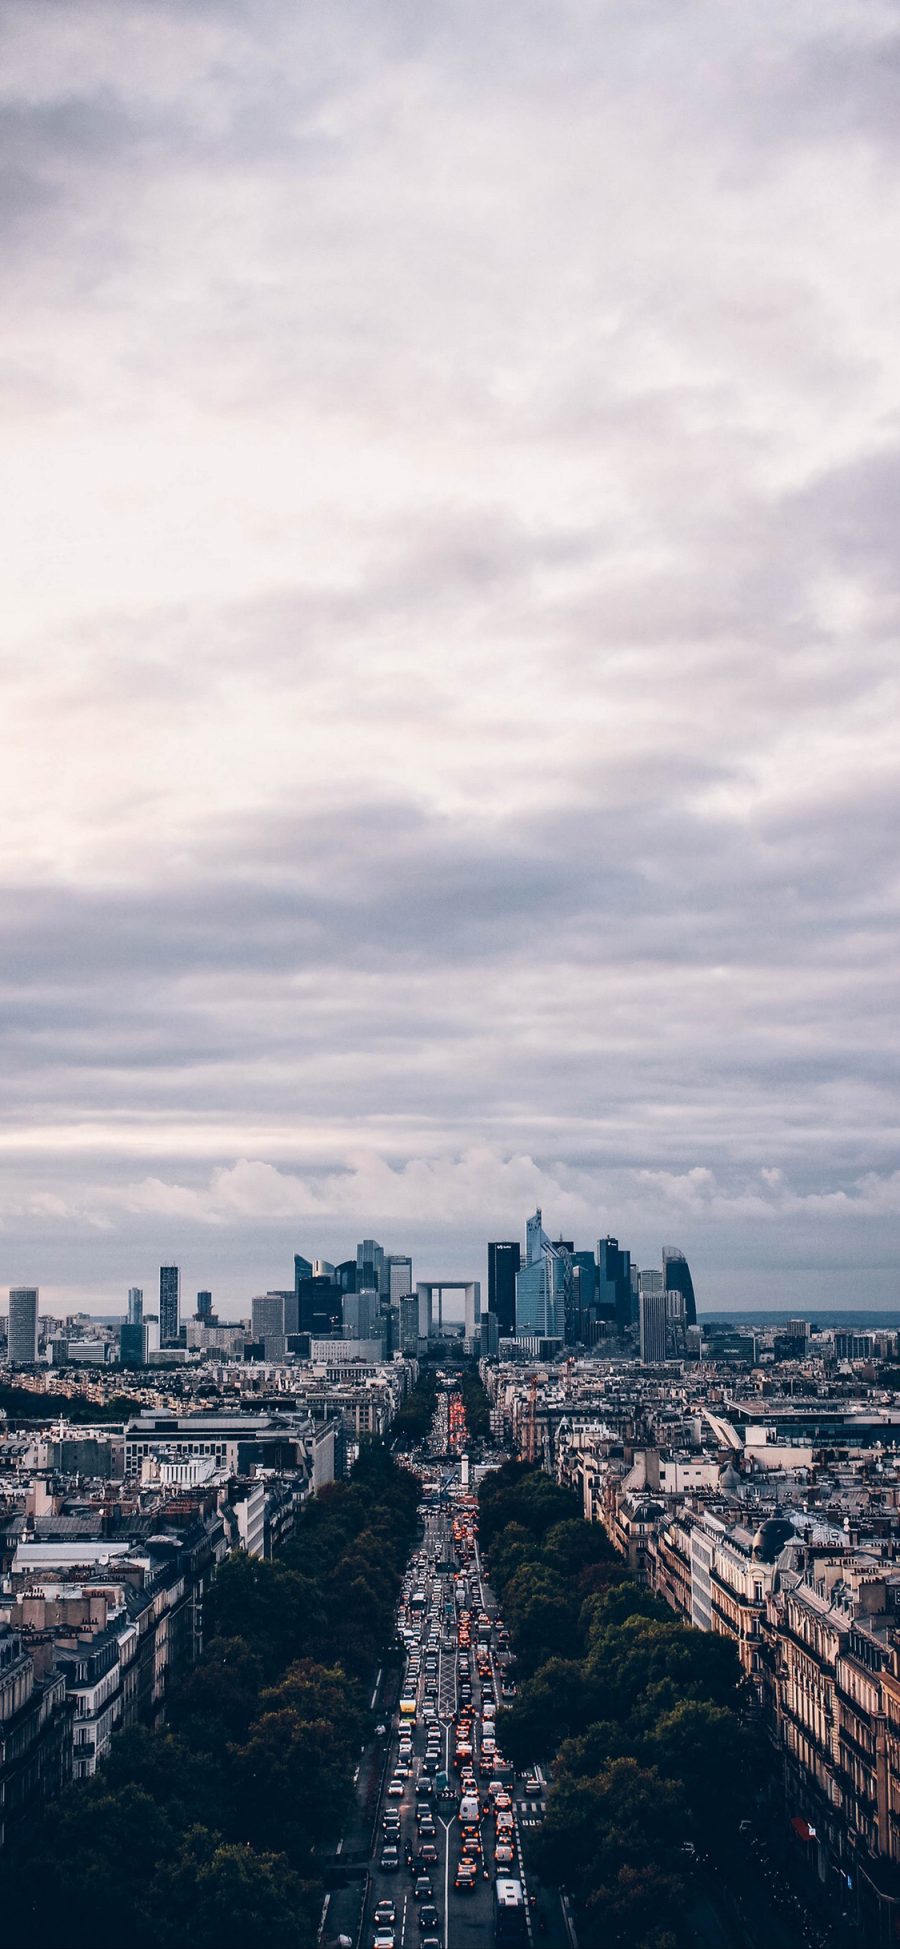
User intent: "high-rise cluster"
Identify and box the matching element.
[485,1218,697,1360]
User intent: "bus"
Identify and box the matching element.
[494,1877,528,1946]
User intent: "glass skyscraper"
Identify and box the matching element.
[488,1241,520,1335]
[515,1211,564,1338]
[662,1247,697,1326]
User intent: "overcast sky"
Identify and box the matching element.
[3,0,900,1317]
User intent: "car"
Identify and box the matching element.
[420,1937,441,1949]
[419,1906,439,1931]
[455,1865,477,1891]
[380,1849,400,1872]
[383,1810,401,1828]
[418,1819,435,1839]
[374,1902,397,1925]
[524,1778,543,1796]
[373,1932,395,1949]
[494,1843,515,1866]
[418,1842,438,1864]
[387,1778,405,1797]
[413,1877,433,1901]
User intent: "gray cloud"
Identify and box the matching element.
[1,0,899,1312]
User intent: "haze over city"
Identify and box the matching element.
[3,0,900,1313]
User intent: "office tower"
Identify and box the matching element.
[251,1292,286,1361]
[488,1242,520,1335]
[640,1288,668,1364]
[313,1259,335,1280]
[571,1250,597,1340]
[386,1255,413,1303]
[398,1294,420,1355]
[787,1318,810,1344]
[127,1287,143,1326]
[662,1247,697,1327]
[159,1266,180,1347]
[598,1237,633,1332]
[295,1270,339,1335]
[119,1321,146,1367]
[293,1253,313,1293]
[356,1238,386,1297]
[515,1211,564,1338]
[666,1288,686,1358]
[265,1288,298,1334]
[640,1267,664,1294]
[480,1311,500,1360]
[335,1259,357,1293]
[9,1287,39,1366]
[343,1289,379,1340]
[196,1290,213,1323]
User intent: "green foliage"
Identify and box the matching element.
[391,1370,438,1446]
[479,1463,757,1947]
[0,1439,418,1949]
[457,1370,491,1439]
[0,1383,136,1423]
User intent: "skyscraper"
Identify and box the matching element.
[356,1239,386,1296]
[398,1294,420,1355]
[597,1237,633,1332]
[662,1247,697,1327]
[343,1290,380,1340]
[251,1292,286,1361]
[9,1287,39,1366]
[515,1212,564,1338]
[488,1242,520,1335]
[159,1266,180,1347]
[295,1268,338,1334]
[640,1288,668,1364]
[119,1321,146,1367]
[127,1287,143,1326]
[386,1255,413,1303]
[196,1290,213,1323]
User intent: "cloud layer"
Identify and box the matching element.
[2,0,900,1312]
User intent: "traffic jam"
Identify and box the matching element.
[368,1425,535,1949]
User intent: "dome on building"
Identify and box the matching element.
[718,1460,742,1494]
[752,1517,795,1562]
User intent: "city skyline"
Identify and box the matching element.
[3,1,900,1315]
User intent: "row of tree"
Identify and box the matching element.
[0,1439,420,1949]
[0,1381,137,1422]
[457,1368,492,1439]
[390,1367,438,1446]
[480,1462,763,1949]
